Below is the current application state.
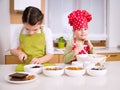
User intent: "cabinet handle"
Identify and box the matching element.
[110,54,118,57]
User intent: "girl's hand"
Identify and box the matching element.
[73,41,84,55]
[84,39,93,49]
[30,58,42,64]
[18,52,27,62]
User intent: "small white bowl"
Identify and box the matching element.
[87,66,107,76]
[83,61,95,69]
[43,66,64,77]
[65,66,85,77]
[24,64,43,74]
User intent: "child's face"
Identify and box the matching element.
[23,23,41,35]
[74,28,88,40]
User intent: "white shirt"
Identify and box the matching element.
[10,25,54,54]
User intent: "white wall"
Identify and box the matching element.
[0,0,10,64]
[107,0,120,47]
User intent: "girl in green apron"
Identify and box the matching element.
[10,6,54,64]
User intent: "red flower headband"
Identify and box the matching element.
[68,10,92,30]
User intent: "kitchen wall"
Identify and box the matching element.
[10,0,45,24]
[0,0,10,64]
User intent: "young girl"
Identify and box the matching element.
[63,10,94,64]
[10,6,54,64]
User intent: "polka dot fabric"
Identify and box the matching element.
[68,10,92,30]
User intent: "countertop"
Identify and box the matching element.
[54,47,120,54]
[0,61,120,90]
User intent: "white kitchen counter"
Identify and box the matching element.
[54,47,120,54]
[0,61,120,90]
[94,47,120,53]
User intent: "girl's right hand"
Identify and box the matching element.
[18,52,27,62]
[73,41,83,55]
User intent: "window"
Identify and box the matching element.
[45,0,107,41]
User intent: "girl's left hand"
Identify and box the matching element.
[30,58,42,64]
[84,39,93,49]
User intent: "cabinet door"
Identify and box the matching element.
[5,54,59,64]
[48,54,59,63]
[5,55,23,64]
[98,53,120,61]
[59,54,64,63]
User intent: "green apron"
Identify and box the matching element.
[19,26,46,64]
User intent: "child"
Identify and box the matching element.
[10,6,54,64]
[63,10,94,64]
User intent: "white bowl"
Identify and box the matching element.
[65,66,85,77]
[76,54,107,64]
[87,66,107,76]
[43,66,64,77]
[24,64,43,74]
[83,61,95,69]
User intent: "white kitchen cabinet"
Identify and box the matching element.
[107,0,120,47]
[0,0,10,64]
[14,0,41,11]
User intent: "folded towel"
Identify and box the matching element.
[15,64,26,72]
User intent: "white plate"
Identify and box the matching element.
[43,66,64,77]
[5,72,37,84]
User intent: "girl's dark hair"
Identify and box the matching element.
[22,6,44,25]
